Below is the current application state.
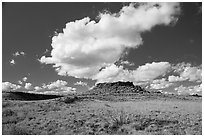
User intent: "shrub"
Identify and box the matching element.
[63,96,78,104]
[110,110,131,128]
[103,110,133,134]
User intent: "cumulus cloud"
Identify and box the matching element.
[25,83,33,90]
[171,63,202,82]
[13,51,25,57]
[150,62,202,90]
[131,62,171,82]
[17,77,29,85]
[150,78,173,89]
[175,84,202,95]
[18,80,23,85]
[40,2,181,81]
[13,52,20,56]
[94,62,171,84]
[168,75,187,82]
[3,80,76,95]
[120,60,135,66]
[34,86,43,91]
[74,81,88,86]
[74,81,91,89]
[2,82,21,91]
[180,65,202,82]
[42,80,67,89]
[20,51,25,56]
[38,80,76,94]
[22,77,28,82]
[10,59,15,65]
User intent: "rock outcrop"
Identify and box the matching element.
[86,81,149,95]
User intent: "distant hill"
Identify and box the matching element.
[2,91,63,101]
[84,81,150,95]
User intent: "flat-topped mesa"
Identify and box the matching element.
[89,81,149,95]
[95,81,135,89]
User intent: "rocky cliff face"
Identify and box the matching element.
[87,81,149,95]
[95,81,135,89]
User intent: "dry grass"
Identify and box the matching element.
[2,96,202,135]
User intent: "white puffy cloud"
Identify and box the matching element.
[180,66,202,82]
[150,78,173,89]
[20,51,25,56]
[150,62,202,90]
[13,52,20,56]
[10,59,15,65]
[43,80,67,89]
[168,75,187,82]
[171,63,202,82]
[34,86,43,91]
[175,84,202,95]
[39,80,76,94]
[13,51,25,57]
[93,64,125,83]
[120,60,135,66]
[40,2,180,80]
[2,80,75,95]
[2,82,21,91]
[74,81,88,86]
[25,83,33,90]
[131,62,171,82]
[18,80,23,85]
[94,62,171,84]
[22,77,28,82]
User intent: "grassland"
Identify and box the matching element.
[2,93,202,135]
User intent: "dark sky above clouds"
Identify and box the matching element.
[2,2,202,95]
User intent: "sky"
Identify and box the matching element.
[2,2,202,95]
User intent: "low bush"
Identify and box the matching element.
[63,96,79,104]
